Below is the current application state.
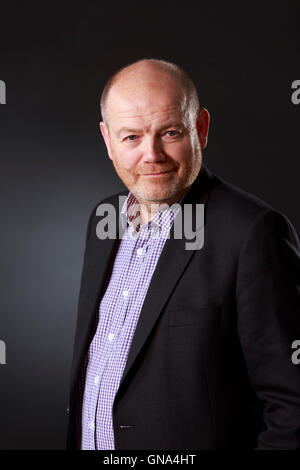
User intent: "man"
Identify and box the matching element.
[67,59,300,450]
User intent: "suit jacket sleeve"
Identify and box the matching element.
[70,203,98,381]
[236,208,300,449]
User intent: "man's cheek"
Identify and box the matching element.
[122,156,140,172]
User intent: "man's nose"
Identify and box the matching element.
[142,137,166,162]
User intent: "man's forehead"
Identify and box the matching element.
[107,85,186,122]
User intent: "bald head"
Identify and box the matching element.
[100,59,200,126]
[99,58,210,213]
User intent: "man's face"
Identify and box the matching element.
[100,71,209,206]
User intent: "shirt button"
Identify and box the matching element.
[122,290,129,298]
[89,421,95,430]
[108,333,114,342]
[94,376,100,384]
[137,247,143,256]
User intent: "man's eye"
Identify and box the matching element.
[166,130,179,137]
[125,135,138,141]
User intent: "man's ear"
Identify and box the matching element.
[99,122,113,160]
[196,108,210,150]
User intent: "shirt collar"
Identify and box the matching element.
[120,189,189,233]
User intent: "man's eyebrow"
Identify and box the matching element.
[117,127,142,137]
[117,122,185,137]
[159,122,185,131]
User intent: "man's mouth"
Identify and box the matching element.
[142,169,174,177]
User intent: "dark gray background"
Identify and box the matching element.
[0,2,299,449]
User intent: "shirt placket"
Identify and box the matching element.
[93,223,151,449]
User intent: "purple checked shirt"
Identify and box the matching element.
[80,191,186,450]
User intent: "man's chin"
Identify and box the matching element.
[132,187,182,204]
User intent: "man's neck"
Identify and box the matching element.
[136,188,190,225]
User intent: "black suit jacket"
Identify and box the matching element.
[67,165,300,450]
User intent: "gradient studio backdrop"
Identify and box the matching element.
[0,3,300,449]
